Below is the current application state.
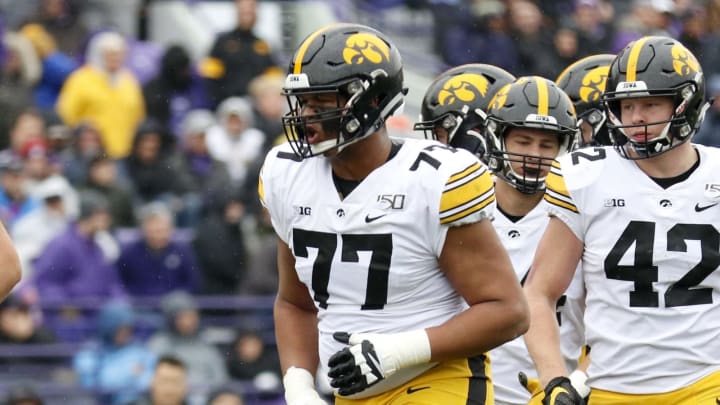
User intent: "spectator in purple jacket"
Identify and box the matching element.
[116,202,199,297]
[32,190,125,301]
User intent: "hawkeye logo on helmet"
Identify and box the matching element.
[343,33,390,65]
[580,66,609,103]
[671,44,700,76]
[489,83,511,111]
[438,74,490,106]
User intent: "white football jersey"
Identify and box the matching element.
[544,144,720,394]
[490,200,586,404]
[259,138,496,398]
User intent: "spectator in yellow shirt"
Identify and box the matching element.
[56,31,144,158]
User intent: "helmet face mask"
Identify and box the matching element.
[414,64,515,156]
[413,110,462,144]
[485,76,578,194]
[282,24,405,158]
[283,81,354,156]
[602,36,708,160]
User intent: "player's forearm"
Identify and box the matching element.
[0,228,21,300]
[524,290,569,385]
[274,296,320,374]
[427,296,529,362]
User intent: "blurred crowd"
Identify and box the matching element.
[0,0,284,404]
[1,0,720,404]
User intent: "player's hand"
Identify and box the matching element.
[541,375,586,405]
[283,367,328,405]
[518,371,544,405]
[327,330,431,396]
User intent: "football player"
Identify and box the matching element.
[258,23,529,405]
[479,76,588,405]
[524,35,720,404]
[414,63,515,155]
[556,54,616,148]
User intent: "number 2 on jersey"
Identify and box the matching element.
[293,229,392,310]
[604,221,719,307]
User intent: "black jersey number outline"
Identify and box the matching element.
[292,229,392,310]
[604,221,719,307]
[570,147,606,165]
[410,143,456,171]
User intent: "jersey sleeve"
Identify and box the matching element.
[543,159,583,239]
[258,147,290,244]
[438,150,496,227]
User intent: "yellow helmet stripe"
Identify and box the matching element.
[536,76,549,116]
[555,54,599,83]
[293,23,347,74]
[626,36,651,82]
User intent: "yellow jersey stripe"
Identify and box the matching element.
[536,76,549,115]
[440,194,495,224]
[626,36,650,82]
[544,193,578,213]
[293,23,345,74]
[441,170,494,213]
[447,162,482,184]
[545,165,571,199]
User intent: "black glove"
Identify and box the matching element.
[542,376,585,405]
[327,332,384,396]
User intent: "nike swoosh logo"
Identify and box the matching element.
[716,397,720,405]
[694,202,719,212]
[365,214,387,223]
[406,386,430,394]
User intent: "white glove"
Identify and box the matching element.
[327,330,431,396]
[283,367,328,405]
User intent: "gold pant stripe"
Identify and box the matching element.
[588,370,720,405]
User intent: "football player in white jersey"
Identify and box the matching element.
[258,23,529,405]
[481,76,588,405]
[524,35,720,404]
[416,69,589,405]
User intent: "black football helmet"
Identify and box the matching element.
[414,64,515,156]
[603,36,708,159]
[556,54,615,147]
[484,76,578,194]
[281,23,405,158]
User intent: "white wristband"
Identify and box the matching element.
[397,330,432,368]
[283,367,326,405]
[378,329,432,373]
[568,370,590,398]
